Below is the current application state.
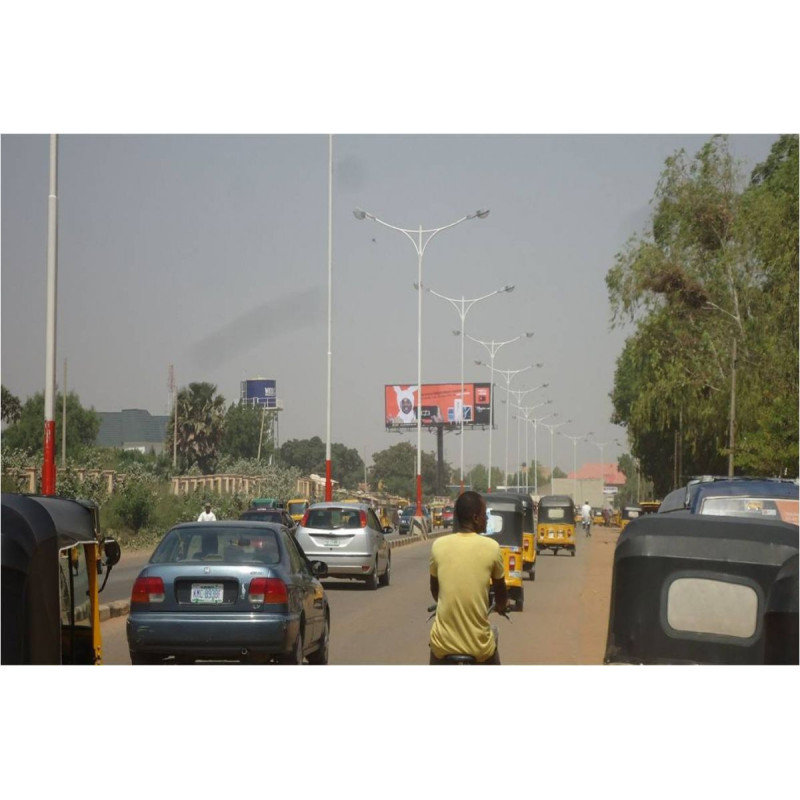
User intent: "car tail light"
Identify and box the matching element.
[300,510,310,527]
[248,577,288,604]
[131,576,165,604]
[509,556,517,570]
[359,510,367,528]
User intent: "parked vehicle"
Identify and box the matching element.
[688,477,798,524]
[2,493,121,665]
[398,504,429,535]
[295,502,391,589]
[482,492,527,611]
[442,505,455,528]
[126,520,330,664]
[619,505,642,532]
[518,494,537,580]
[536,495,577,556]
[286,497,310,525]
[604,513,798,664]
[251,497,284,509]
[240,507,297,534]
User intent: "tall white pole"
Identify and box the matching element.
[325,135,334,500]
[61,358,67,468]
[416,227,423,513]
[42,134,59,495]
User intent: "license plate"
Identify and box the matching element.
[191,583,224,604]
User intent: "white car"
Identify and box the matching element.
[295,503,392,590]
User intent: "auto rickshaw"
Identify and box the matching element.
[639,500,661,515]
[619,505,641,532]
[604,513,798,664]
[1,493,121,665]
[482,492,526,611]
[536,495,576,556]
[519,495,537,580]
[430,504,444,529]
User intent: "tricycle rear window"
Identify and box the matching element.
[540,508,567,521]
[666,577,758,639]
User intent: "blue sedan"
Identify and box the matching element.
[126,521,330,664]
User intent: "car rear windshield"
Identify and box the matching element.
[151,527,282,565]
[401,507,415,516]
[305,507,364,529]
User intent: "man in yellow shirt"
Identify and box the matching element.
[429,491,508,664]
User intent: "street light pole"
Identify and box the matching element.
[542,420,570,493]
[559,432,584,502]
[586,437,611,505]
[530,412,556,495]
[506,391,547,490]
[325,134,334,500]
[425,283,514,492]
[354,206,489,516]
[479,364,541,487]
[467,333,533,491]
[42,133,59,496]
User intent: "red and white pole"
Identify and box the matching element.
[42,134,59,495]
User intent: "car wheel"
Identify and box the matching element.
[280,629,304,664]
[307,615,329,665]
[130,652,162,665]
[365,559,379,590]
[379,554,391,587]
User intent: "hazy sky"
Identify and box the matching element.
[1,134,780,475]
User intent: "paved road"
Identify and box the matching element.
[99,525,621,665]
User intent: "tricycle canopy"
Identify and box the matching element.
[604,513,798,665]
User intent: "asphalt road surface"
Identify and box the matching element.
[99,525,621,665]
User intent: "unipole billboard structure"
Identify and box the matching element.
[385,383,493,430]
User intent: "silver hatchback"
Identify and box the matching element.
[295,503,391,590]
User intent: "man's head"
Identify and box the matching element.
[205,503,211,511]
[400,397,413,414]
[455,491,487,533]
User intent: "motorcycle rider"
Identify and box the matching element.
[429,491,508,664]
[581,499,592,537]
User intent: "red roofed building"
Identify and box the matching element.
[569,462,627,487]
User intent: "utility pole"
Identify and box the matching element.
[42,134,59,495]
[61,358,67,468]
[728,339,737,477]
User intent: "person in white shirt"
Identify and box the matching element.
[197,502,217,522]
[580,500,592,537]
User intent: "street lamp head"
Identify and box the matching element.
[452,330,461,336]
[525,332,535,338]
[502,284,515,293]
[468,208,490,219]
[353,208,367,220]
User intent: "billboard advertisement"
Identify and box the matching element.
[241,379,278,408]
[385,383,492,428]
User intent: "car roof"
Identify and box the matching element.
[309,501,370,510]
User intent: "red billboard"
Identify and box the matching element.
[385,383,492,428]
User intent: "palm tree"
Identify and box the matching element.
[166,382,226,473]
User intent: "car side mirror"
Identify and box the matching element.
[104,539,121,567]
[383,526,393,534]
[311,560,329,579]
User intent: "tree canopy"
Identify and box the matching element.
[164,382,226,474]
[607,135,798,495]
[1,390,100,459]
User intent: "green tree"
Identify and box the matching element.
[607,135,798,492]
[331,443,364,491]
[1,385,22,425]
[164,382,226,474]
[220,402,272,461]
[279,436,326,475]
[371,442,439,498]
[1,391,100,458]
